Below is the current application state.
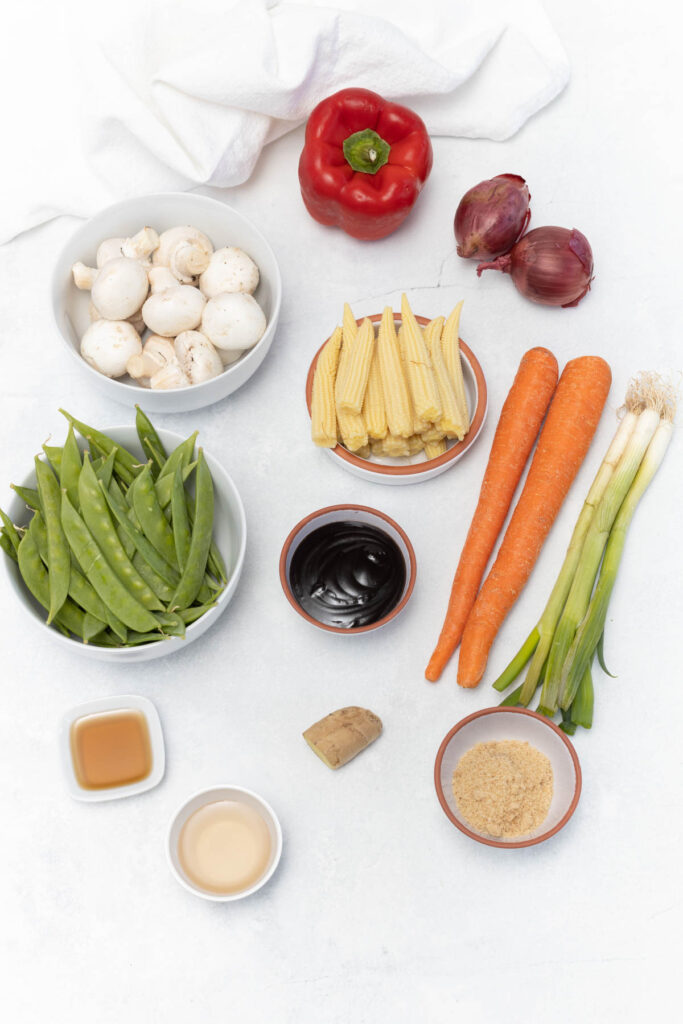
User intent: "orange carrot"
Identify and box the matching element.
[425,348,559,682]
[457,355,611,689]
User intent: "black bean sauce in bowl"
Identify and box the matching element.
[280,506,416,634]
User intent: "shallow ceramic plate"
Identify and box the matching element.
[305,313,487,485]
[434,707,582,848]
[61,694,165,802]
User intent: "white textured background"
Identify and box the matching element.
[0,2,680,1021]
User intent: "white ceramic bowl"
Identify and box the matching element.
[0,426,246,662]
[434,708,582,849]
[305,313,487,485]
[279,504,416,634]
[52,193,282,413]
[167,785,283,902]
[60,694,165,802]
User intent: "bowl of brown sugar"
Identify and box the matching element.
[434,708,582,848]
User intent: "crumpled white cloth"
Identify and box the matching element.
[1,0,569,242]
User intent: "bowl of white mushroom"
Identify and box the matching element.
[52,193,282,412]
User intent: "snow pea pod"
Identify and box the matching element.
[157,432,198,485]
[101,482,180,587]
[61,492,160,633]
[156,460,197,510]
[78,455,164,612]
[0,508,21,553]
[17,522,93,638]
[60,424,82,509]
[1,531,18,561]
[171,465,191,571]
[94,447,116,489]
[42,445,63,476]
[59,411,140,484]
[34,456,70,623]
[180,599,219,625]
[132,552,175,604]
[169,449,214,611]
[11,485,41,511]
[135,406,167,461]
[31,511,127,640]
[132,463,178,571]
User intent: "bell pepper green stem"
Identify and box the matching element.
[343,129,390,174]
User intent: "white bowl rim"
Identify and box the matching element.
[0,424,246,657]
[166,784,284,902]
[51,192,283,400]
[434,706,582,849]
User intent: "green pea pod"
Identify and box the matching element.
[157,432,198,485]
[142,437,165,479]
[60,424,82,509]
[31,511,127,641]
[10,484,41,511]
[59,411,140,483]
[61,492,160,633]
[155,611,186,638]
[0,508,21,553]
[171,465,191,571]
[156,460,197,510]
[1,531,18,562]
[94,447,117,489]
[42,445,63,475]
[17,523,89,638]
[187,498,228,584]
[133,552,175,603]
[180,600,218,625]
[168,449,214,611]
[135,407,167,460]
[101,481,180,587]
[78,454,164,612]
[132,463,178,570]
[82,611,107,644]
[34,456,70,623]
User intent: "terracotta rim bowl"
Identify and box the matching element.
[305,313,487,479]
[279,504,417,634]
[434,707,582,849]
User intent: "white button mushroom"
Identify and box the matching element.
[201,292,266,359]
[153,225,214,284]
[80,320,142,378]
[96,238,126,268]
[72,262,98,290]
[150,359,190,390]
[174,331,224,385]
[148,266,181,294]
[91,257,150,320]
[126,335,176,386]
[199,247,260,298]
[122,226,159,261]
[141,285,205,337]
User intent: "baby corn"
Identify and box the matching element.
[400,294,442,423]
[425,316,463,439]
[441,301,470,437]
[311,327,342,447]
[337,318,375,414]
[335,314,367,451]
[398,325,429,434]
[424,438,447,460]
[362,343,387,440]
[377,306,412,438]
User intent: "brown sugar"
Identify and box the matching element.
[452,740,553,839]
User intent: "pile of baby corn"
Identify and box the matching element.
[311,295,470,460]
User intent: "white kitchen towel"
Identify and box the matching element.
[1,0,569,242]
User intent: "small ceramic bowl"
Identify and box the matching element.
[52,193,282,413]
[434,707,582,849]
[305,313,487,485]
[279,504,416,634]
[0,426,246,662]
[167,785,283,902]
[61,694,165,802]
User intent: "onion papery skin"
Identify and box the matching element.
[454,174,531,261]
[477,227,594,308]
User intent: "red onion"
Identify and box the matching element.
[477,227,594,308]
[454,174,531,260]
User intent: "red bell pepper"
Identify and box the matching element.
[298,88,433,241]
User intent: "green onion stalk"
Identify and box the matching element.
[492,384,641,702]
[537,397,664,716]
[559,406,675,709]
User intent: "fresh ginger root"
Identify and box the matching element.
[303,707,382,770]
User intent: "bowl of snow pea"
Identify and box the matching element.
[0,408,246,661]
